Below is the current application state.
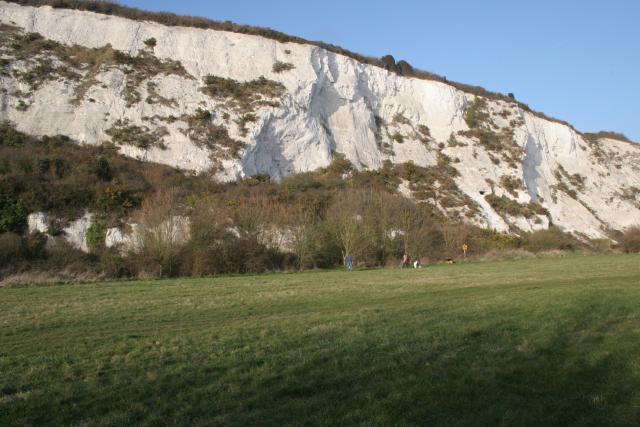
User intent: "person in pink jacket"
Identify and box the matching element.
[400,253,409,268]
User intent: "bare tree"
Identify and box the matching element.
[133,188,187,277]
[325,189,371,265]
[395,198,424,257]
[286,203,317,270]
[372,191,400,266]
[441,223,470,258]
[187,196,231,275]
[231,193,282,247]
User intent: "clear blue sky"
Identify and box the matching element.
[121,0,640,141]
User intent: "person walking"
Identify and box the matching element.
[346,254,353,272]
[401,253,409,268]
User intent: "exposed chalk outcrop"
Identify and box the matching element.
[2,1,639,238]
[28,212,93,251]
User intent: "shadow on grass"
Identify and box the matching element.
[2,286,640,426]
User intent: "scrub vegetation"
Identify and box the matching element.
[551,164,587,202]
[179,109,246,161]
[500,175,524,197]
[200,75,285,113]
[1,123,637,283]
[373,113,433,152]
[272,61,295,73]
[0,23,192,107]
[459,97,523,168]
[105,119,169,151]
[484,194,549,220]
[0,121,208,226]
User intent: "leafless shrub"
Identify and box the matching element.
[129,188,188,277]
[618,227,640,253]
[480,248,535,262]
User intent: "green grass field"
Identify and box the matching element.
[2,254,640,426]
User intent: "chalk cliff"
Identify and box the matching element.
[2,1,639,242]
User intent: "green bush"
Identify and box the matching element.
[464,98,490,129]
[584,131,633,144]
[95,186,135,215]
[418,125,431,138]
[235,113,257,136]
[553,165,586,198]
[396,60,413,75]
[381,55,396,72]
[94,157,112,182]
[468,228,520,254]
[0,121,26,146]
[86,218,108,253]
[0,193,28,234]
[193,108,212,121]
[282,173,323,193]
[391,133,404,143]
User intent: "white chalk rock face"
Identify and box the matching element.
[105,227,128,250]
[27,213,48,234]
[25,214,190,254]
[1,1,639,237]
[28,212,94,252]
[62,213,94,253]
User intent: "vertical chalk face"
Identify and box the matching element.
[0,0,639,239]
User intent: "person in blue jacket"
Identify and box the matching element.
[346,254,353,271]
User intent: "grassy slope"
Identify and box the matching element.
[1,254,640,426]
